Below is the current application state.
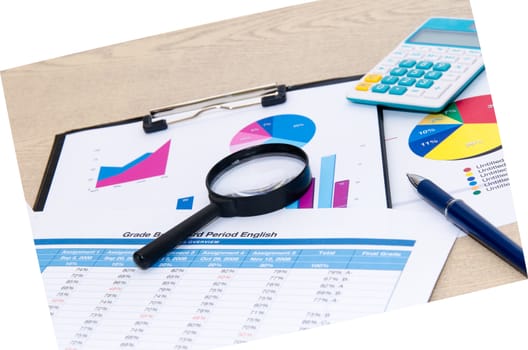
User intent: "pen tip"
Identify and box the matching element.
[406,173,423,188]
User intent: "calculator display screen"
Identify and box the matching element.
[409,29,480,49]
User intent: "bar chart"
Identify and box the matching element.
[172,112,357,211]
[287,154,351,209]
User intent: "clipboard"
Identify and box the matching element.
[33,75,392,212]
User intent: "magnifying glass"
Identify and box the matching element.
[133,143,312,269]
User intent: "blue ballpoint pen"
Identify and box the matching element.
[407,173,527,276]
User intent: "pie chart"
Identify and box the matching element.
[230,114,316,152]
[408,95,501,160]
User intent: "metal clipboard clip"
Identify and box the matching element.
[142,83,287,133]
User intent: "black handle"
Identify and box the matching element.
[133,203,220,269]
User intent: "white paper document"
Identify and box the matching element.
[30,208,456,350]
[384,71,517,227]
[41,81,388,213]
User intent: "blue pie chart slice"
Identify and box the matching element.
[409,124,462,156]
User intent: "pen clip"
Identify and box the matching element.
[143,84,287,133]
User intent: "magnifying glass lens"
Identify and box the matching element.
[210,155,306,197]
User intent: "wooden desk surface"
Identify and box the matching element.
[2,0,525,301]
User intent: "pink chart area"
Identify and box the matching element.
[96,141,170,188]
[230,130,270,145]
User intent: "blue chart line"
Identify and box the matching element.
[98,154,151,180]
[318,154,336,208]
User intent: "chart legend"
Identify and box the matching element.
[408,95,501,160]
[463,167,481,195]
[95,140,170,188]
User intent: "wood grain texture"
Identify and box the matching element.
[2,0,524,300]
[430,223,525,301]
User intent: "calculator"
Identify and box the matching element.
[347,18,484,112]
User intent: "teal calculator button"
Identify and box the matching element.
[424,71,443,80]
[416,79,434,88]
[416,61,433,69]
[389,86,407,95]
[407,69,425,78]
[372,84,390,93]
[398,77,416,86]
[390,67,408,76]
[399,59,416,68]
[381,76,399,84]
[433,62,451,72]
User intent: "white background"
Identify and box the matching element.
[1,1,527,349]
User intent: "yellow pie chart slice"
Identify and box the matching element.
[425,123,501,160]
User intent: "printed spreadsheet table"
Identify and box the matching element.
[37,237,413,350]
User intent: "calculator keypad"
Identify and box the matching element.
[350,44,483,110]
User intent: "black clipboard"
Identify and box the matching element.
[33,75,392,211]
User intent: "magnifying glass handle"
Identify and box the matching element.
[133,203,220,269]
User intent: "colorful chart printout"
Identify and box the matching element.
[408,95,501,160]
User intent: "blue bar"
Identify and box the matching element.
[35,238,154,245]
[35,238,416,247]
[94,249,136,267]
[295,254,351,262]
[353,249,411,259]
[95,258,135,268]
[189,249,249,268]
[352,256,408,264]
[190,258,245,268]
[176,196,194,210]
[248,249,301,257]
[153,249,201,268]
[346,263,407,271]
[154,256,196,268]
[241,261,295,269]
[36,248,412,271]
[294,262,349,269]
[347,249,411,271]
[285,200,299,209]
[36,249,59,269]
[318,154,336,208]
[298,249,356,257]
[243,251,299,269]
[37,248,60,255]
[50,249,104,267]
[294,249,353,269]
